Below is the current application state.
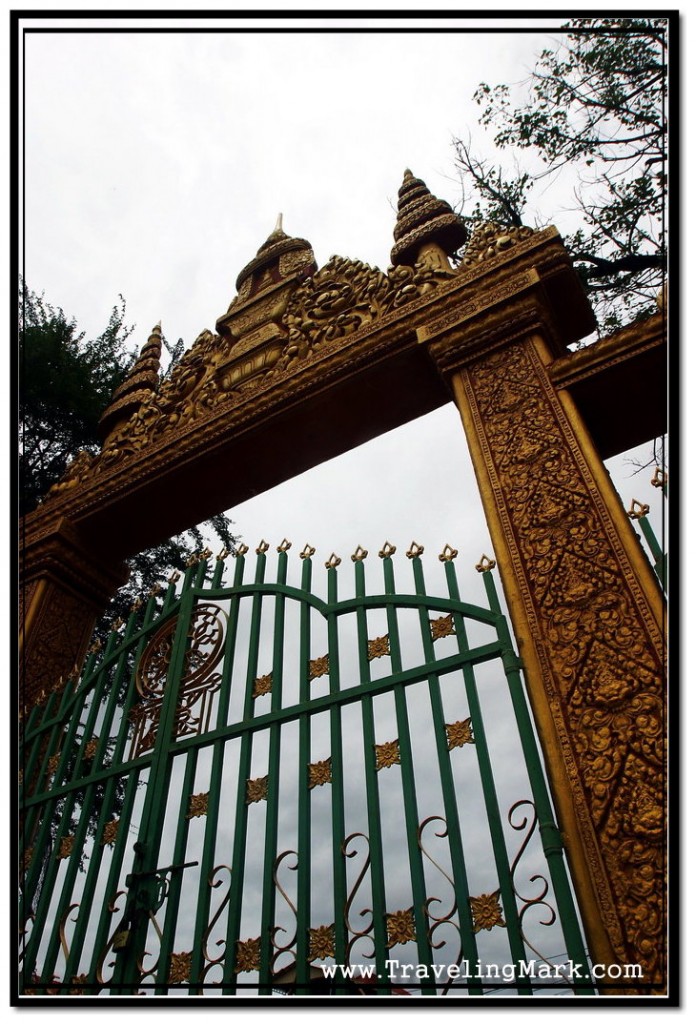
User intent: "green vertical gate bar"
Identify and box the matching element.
[154,748,200,993]
[442,559,532,995]
[480,566,594,994]
[110,585,197,994]
[189,552,246,992]
[81,590,164,993]
[258,546,289,993]
[326,560,348,980]
[21,644,118,985]
[20,686,66,903]
[409,552,483,995]
[222,546,266,995]
[62,600,155,986]
[84,768,142,991]
[636,512,668,590]
[295,551,313,993]
[381,552,436,995]
[354,556,390,993]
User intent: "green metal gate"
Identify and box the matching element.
[20,541,594,998]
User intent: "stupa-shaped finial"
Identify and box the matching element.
[390,168,468,267]
[98,323,163,444]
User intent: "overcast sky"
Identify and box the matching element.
[19,10,666,569]
[16,7,674,1011]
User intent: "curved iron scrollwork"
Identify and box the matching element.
[342,832,374,966]
[417,816,465,995]
[200,865,232,986]
[508,799,568,981]
[270,850,299,975]
[129,603,227,757]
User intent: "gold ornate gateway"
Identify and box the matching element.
[20,168,667,994]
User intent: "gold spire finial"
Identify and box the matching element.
[391,169,468,267]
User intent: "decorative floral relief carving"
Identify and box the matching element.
[470,891,505,933]
[465,338,665,980]
[385,908,416,947]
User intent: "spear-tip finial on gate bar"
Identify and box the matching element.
[406,541,424,559]
[627,498,650,520]
[475,555,497,573]
[277,538,292,553]
[300,544,316,560]
[351,546,368,562]
[439,544,459,562]
[236,543,249,556]
[217,546,230,561]
[256,540,270,554]
[168,570,182,584]
[325,553,342,569]
[379,541,397,559]
[651,466,668,490]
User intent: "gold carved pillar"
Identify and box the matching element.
[19,518,129,711]
[422,288,666,989]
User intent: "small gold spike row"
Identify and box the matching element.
[379,541,397,559]
[651,466,668,490]
[445,718,474,750]
[236,543,249,556]
[470,891,506,933]
[253,672,273,698]
[309,654,330,680]
[627,498,650,519]
[375,739,400,771]
[367,634,390,661]
[475,555,496,573]
[430,614,455,641]
[277,538,292,553]
[256,540,270,554]
[308,924,335,960]
[385,908,417,947]
[351,546,368,562]
[235,937,262,973]
[325,553,342,569]
[300,543,316,559]
[186,792,209,818]
[246,776,269,804]
[406,541,424,559]
[308,757,332,789]
[217,546,230,561]
[439,543,458,562]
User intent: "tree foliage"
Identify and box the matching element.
[19,280,238,628]
[455,17,668,334]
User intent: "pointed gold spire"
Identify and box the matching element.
[390,169,468,267]
[234,218,315,295]
[98,323,162,444]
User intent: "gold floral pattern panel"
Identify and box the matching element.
[461,337,665,983]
